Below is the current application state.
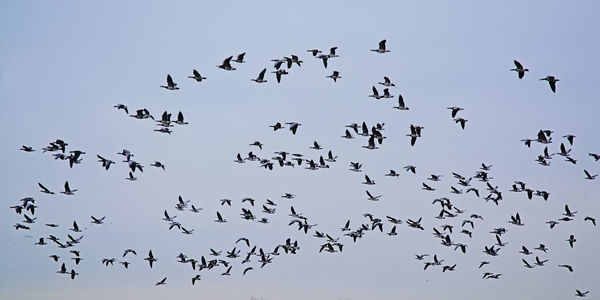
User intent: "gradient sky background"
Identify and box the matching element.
[1,1,599,299]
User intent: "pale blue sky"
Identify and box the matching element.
[1,1,599,299]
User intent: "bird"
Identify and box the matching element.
[366,190,382,201]
[306,49,321,56]
[393,95,409,110]
[250,141,263,150]
[251,68,267,83]
[60,181,77,195]
[285,122,301,135]
[584,169,598,180]
[378,76,395,87]
[144,250,157,268]
[217,56,236,70]
[188,69,207,82]
[575,290,589,297]
[510,60,529,79]
[38,182,54,194]
[567,235,576,248]
[215,212,227,223]
[243,267,253,275]
[155,277,167,286]
[584,216,596,226]
[540,76,559,93]
[91,216,105,224]
[232,52,246,63]
[160,74,179,90]
[326,71,341,82]
[20,145,35,152]
[447,106,463,118]
[454,118,468,129]
[369,86,381,99]
[371,40,390,53]
[559,264,574,272]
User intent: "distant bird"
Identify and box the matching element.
[160,74,179,90]
[326,71,341,82]
[215,211,227,223]
[307,49,321,56]
[510,60,529,79]
[371,40,390,53]
[369,86,381,99]
[155,277,167,286]
[126,172,137,181]
[144,250,157,268]
[91,216,105,224]
[584,169,598,180]
[558,264,573,272]
[366,190,381,201]
[20,145,35,152]
[150,161,165,170]
[60,181,77,195]
[454,118,468,129]
[575,290,589,297]
[188,69,207,82]
[285,122,301,135]
[584,216,596,226]
[243,267,253,275]
[217,56,236,71]
[114,104,128,114]
[447,106,464,118]
[378,76,395,87]
[251,68,267,83]
[38,182,54,194]
[393,95,409,110]
[232,52,246,63]
[540,76,559,93]
[250,141,263,150]
[566,235,576,248]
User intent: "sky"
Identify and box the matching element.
[1,1,599,299]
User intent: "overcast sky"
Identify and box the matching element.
[1,1,599,299]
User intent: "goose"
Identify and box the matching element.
[96,155,115,170]
[540,76,559,92]
[362,175,376,185]
[155,277,167,286]
[70,221,82,233]
[575,290,589,297]
[362,136,378,150]
[191,275,201,285]
[181,227,194,235]
[251,68,267,83]
[407,125,421,146]
[310,141,323,150]
[123,249,137,257]
[272,69,287,83]
[589,153,600,161]
[61,181,77,195]
[563,134,575,145]
[511,60,529,79]
[385,170,399,177]
[393,94,409,110]
[154,128,172,134]
[407,218,424,230]
[326,71,341,82]
[359,122,370,136]
[160,74,179,90]
[422,183,435,191]
[378,76,395,87]
[509,213,524,226]
[243,267,253,275]
[20,145,35,152]
[534,256,548,266]
[57,263,68,274]
[369,86,381,99]
[269,122,284,131]
[325,150,337,162]
[454,118,468,129]
[114,104,128,114]
[291,54,302,66]
[149,161,165,170]
[371,39,390,53]
[366,190,382,201]
[428,174,442,181]
[215,211,227,223]
[559,264,573,272]
[328,46,339,58]
[403,165,416,174]
[162,210,177,222]
[349,161,362,172]
[285,122,301,135]
[174,111,188,125]
[307,49,321,56]
[563,204,577,217]
[567,235,576,248]
[318,54,329,68]
[35,238,46,245]
[217,56,236,70]
[249,141,263,150]
[387,225,397,236]
[415,254,430,260]
[38,182,54,194]
[535,130,552,144]
[584,216,596,226]
[442,264,457,272]
[447,106,463,118]
[144,250,157,268]
[522,259,535,269]
[91,216,105,224]
[188,69,207,82]
[382,88,393,98]
[584,169,598,180]
[126,171,137,181]
[232,52,246,63]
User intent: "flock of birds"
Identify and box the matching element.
[12,39,598,298]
